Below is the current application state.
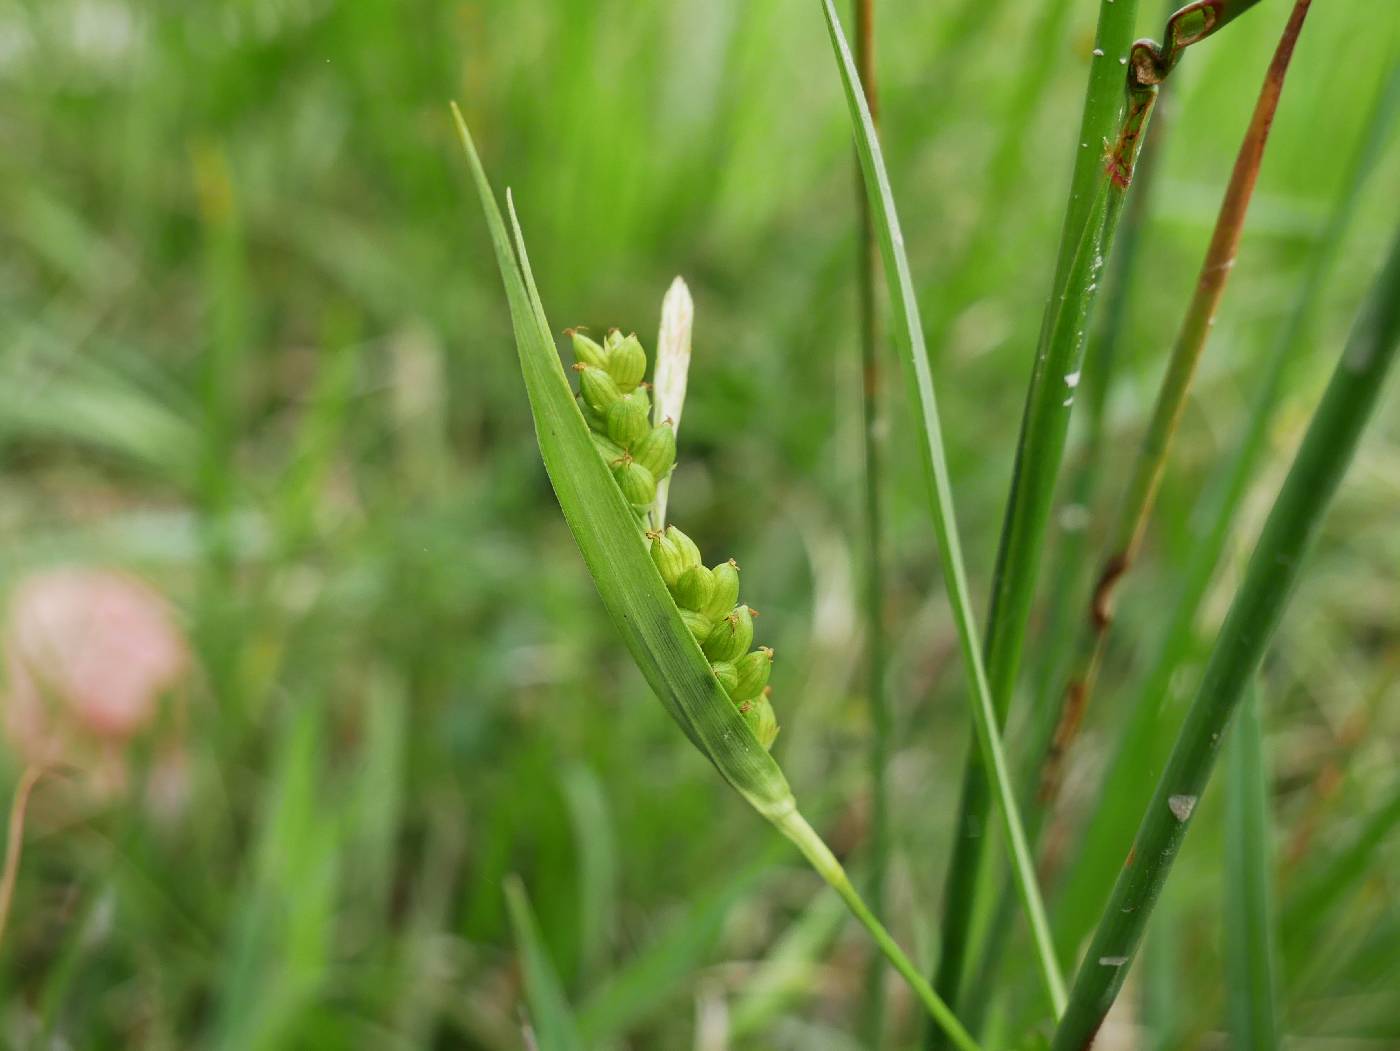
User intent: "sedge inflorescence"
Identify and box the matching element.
[569,328,779,749]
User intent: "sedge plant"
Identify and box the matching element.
[451,104,981,1051]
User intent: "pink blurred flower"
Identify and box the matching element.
[2,568,190,776]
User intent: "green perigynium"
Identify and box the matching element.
[674,564,716,612]
[612,457,656,509]
[571,329,783,751]
[605,394,650,446]
[703,605,755,663]
[631,419,676,478]
[576,362,623,416]
[606,333,647,392]
[568,329,608,368]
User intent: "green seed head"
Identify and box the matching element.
[632,420,676,478]
[605,393,650,447]
[576,363,623,415]
[679,608,711,641]
[702,604,754,663]
[702,559,740,621]
[673,564,715,612]
[741,693,779,750]
[733,646,773,701]
[612,457,656,509]
[710,660,739,697]
[606,333,647,393]
[649,530,688,588]
[665,525,702,573]
[568,329,607,368]
[604,328,625,353]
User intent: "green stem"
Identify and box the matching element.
[1223,686,1281,1050]
[851,0,892,1044]
[1049,54,1400,974]
[932,0,1145,1023]
[820,0,1067,1017]
[774,810,981,1051]
[1037,0,1313,814]
[1050,221,1400,1051]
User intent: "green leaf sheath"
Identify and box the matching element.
[820,0,1066,1016]
[1051,225,1400,1051]
[934,0,1144,1024]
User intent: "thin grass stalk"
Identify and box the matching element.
[1037,0,1314,811]
[1223,686,1281,1050]
[820,0,1067,1017]
[850,0,892,1043]
[1050,222,1400,1051]
[453,105,981,1051]
[1048,60,1400,965]
[932,0,1148,1023]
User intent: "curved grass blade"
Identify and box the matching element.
[451,103,979,1051]
[820,0,1066,1018]
[1223,686,1280,1050]
[504,876,585,1051]
[1050,224,1400,1050]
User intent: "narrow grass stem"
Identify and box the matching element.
[773,811,981,1051]
[1050,221,1400,1051]
[0,765,43,951]
[821,0,1066,1016]
[1037,0,1314,812]
[1223,686,1281,1050]
[851,0,892,1043]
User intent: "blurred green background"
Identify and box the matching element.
[2,0,1398,1047]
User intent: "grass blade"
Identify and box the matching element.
[452,103,979,1051]
[1049,223,1400,1050]
[1223,686,1280,1050]
[820,0,1066,1018]
[503,876,586,1051]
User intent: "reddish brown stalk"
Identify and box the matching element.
[1038,0,1314,812]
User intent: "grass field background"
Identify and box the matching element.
[2,1,1399,1047]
